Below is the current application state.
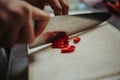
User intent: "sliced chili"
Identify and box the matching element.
[61,45,76,53]
[73,37,81,43]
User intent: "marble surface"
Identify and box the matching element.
[29,22,120,80]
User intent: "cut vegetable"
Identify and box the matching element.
[52,31,69,48]
[51,31,81,53]
[61,45,76,53]
[73,37,81,43]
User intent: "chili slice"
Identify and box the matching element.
[61,45,76,53]
[73,37,81,43]
[51,31,81,53]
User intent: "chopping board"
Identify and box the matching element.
[29,22,120,80]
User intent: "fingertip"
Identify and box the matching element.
[49,0,63,15]
[43,11,51,21]
[32,6,50,21]
[59,0,69,15]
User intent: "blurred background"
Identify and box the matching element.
[44,0,107,15]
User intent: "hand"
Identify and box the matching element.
[81,0,105,9]
[0,0,50,47]
[106,0,120,16]
[25,0,69,15]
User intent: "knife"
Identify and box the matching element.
[4,12,111,80]
[28,12,111,54]
[6,44,28,80]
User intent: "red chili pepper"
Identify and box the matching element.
[61,45,76,53]
[106,0,120,16]
[52,37,69,48]
[73,37,81,43]
[51,31,82,53]
[51,31,69,48]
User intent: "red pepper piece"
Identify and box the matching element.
[73,37,81,43]
[52,31,69,48]
[51,31,69,42]
[61,45,76,53]
[51,31,79,53]
[52,37,69,48]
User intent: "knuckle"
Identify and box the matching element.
[64,4,69,10]
[21,4,31,16]
[11,9,24,18]
[60,0,69,9]
[56,6,62,12]
[61,2,69,10]
[10,4,30,20]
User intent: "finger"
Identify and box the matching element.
[0,12,10,40]
[0,27,20,47]
[18,15,35,44]
[0,25,9,41]
[31,7,50,38]
[49,0,62,15]
[59,0,69,15]
[25,0,45,9]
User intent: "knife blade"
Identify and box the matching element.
[7,44,28,80]
[29,12,111,54]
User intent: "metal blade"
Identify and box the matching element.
[7,44,28,80]
[30,12,111,49]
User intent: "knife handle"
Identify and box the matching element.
[0,48,9,80]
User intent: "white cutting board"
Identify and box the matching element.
[29,22,120,80]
